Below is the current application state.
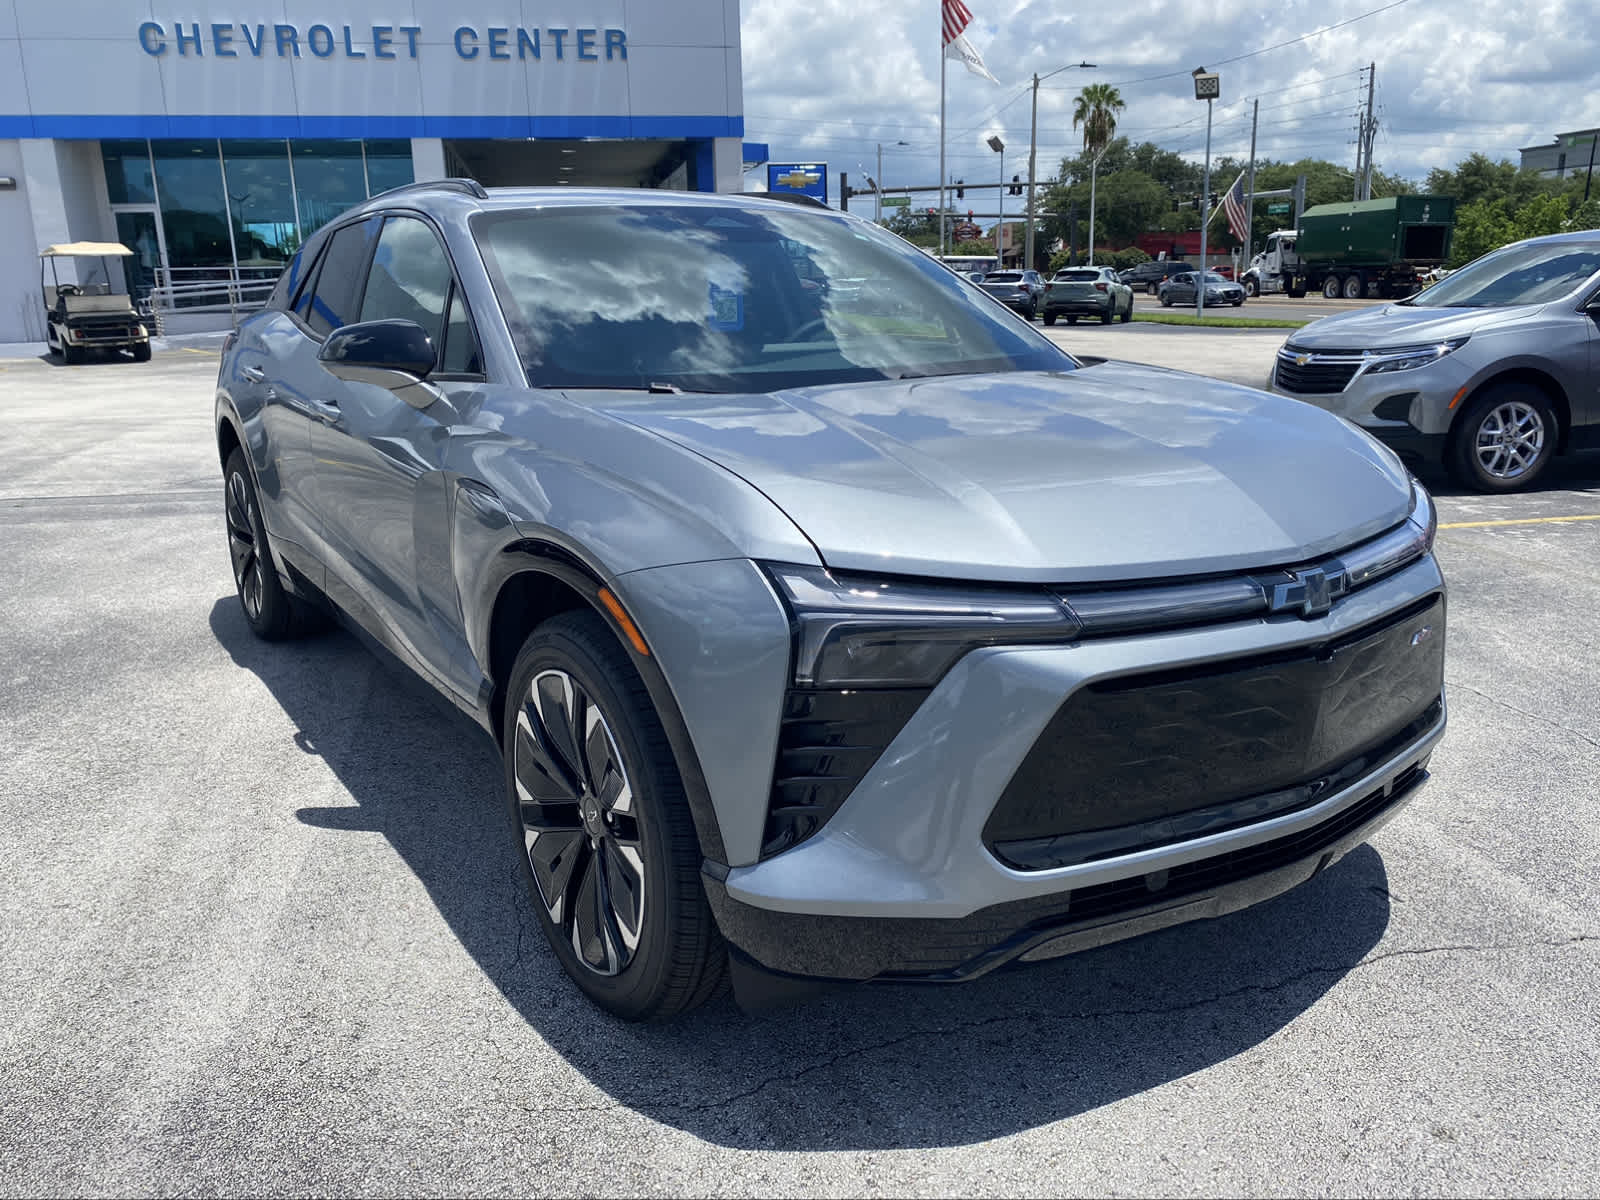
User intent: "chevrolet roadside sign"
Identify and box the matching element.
[767,162,828,203]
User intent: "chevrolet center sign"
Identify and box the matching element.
[136,21,630,61]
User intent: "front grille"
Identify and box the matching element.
[73,320,135,340]
[983,594,1445,866]
[1275,349,1362,394]
[762,688,927,858]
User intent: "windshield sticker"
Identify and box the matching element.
[709,284,744,332]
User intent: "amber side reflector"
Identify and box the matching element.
[1448,385,1470,411]
[597,587,650,657]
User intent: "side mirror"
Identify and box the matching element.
[319,319,436,389]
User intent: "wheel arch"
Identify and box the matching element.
[1448,367,1573,455]
[216,407,244,472]
[482,543,730,865]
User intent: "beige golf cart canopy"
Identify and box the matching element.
[40,242,133,257]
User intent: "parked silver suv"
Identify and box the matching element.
[1271,232,1600,491]
[218,183,1447,1019]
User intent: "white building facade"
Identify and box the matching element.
[0,1,746,341]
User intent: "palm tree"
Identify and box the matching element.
[1073,84,1126,156]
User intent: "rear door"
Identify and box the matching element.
[307,212,489,700]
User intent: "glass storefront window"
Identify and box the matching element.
[364,140,414,197]
[151,140,233,268]
[290,140,368,236]
[222,140,299,266]
[101,139,156,205]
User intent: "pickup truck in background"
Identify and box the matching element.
[1242,196,1456,300]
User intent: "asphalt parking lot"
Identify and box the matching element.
[2,342,1598,1197]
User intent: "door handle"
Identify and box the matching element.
[241,365,266,382]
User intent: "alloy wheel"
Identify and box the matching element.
[225,471,264,620]
[513,668,646,976]
[1474,400,1546,480]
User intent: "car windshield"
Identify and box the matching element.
[1057,270,1101,282]
[984,272,1023,282]
[472,204,1071,392]
[1402,240,1600,308]
[1200,272,1229,283]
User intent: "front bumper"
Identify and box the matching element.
[712,555,1445,981]
[1270,353,1473,455]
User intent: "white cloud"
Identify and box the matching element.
[739,0,1600,201]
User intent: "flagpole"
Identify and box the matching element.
[939,30,948,257]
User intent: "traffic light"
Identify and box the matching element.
[955,179,965,199]
[1010,174,1022,196]
[968,209,974,219]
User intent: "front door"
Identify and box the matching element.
[111,208,167,304]
[308,213,487,703]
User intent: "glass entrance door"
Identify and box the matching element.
[112,208,168,304]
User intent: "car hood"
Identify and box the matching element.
[1286,302,1531,349]
[592,364,1412,583]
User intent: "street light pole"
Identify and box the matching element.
[1025,61,1096,273]
[1086,144,1108,266]
[1192,67,1220,320]
[988,135,1005,265]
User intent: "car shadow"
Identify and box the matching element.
[211,596,1394,1151]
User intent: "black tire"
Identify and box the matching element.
[1147,282,1158,295]
[504,609,726,1021]
[1233,298,1244,307]
[1342,272,1366,300]
[1244,278,1260,297]
[1120,298,1133,323]
[1066,315,1078,325]
[1100,307,1113,325]
[63,343,84,365]
[223,448,314,640]
[1042,311,1057,326]
[1160,292,1172,307]
[1447,384,1559,494]
[1322,276,1342,299]
[132,342,152,363]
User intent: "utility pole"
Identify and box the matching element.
[1245,98,1258,265]
[1354,63,1376,201]
[876,143,883,224]
[1586,130,1598,203]
[1362,63,1378,200]
[1026,74,1040,271]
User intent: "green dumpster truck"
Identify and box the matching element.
[1242,195,1456,300]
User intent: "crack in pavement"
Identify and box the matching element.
[503,932,1599,1118]
[1451,683,1600,753]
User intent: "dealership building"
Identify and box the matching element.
[0,2,758,342]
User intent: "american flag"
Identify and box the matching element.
[1222,170,1250,242]
[942,0,973,44]
[942,0,998,82]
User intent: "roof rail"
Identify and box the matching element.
[369,177,489,202]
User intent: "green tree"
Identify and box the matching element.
[1514,193,1570,241]
[1566,198,1600,232]
[1450,199,1517,267]
[1073,84,1126,156]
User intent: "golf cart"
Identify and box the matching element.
[40,242,152,363]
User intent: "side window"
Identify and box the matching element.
[267,240,314,311]
[359,215,452,352]
[440,286,483,375]
[301,218,377,337]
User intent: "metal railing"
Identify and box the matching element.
[143,266,282,333]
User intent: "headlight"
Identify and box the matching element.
[135,323,148,337]
[764,564,1078,687]
[1364,337,1469,375]
[1340,480,1437,589]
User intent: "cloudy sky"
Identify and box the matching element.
[738,0,1600,204]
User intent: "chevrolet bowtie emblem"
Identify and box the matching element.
[1295,353,1312,366]
[776,169,820,188]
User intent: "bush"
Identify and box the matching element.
[1106,247,1151,271]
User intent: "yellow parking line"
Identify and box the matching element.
[1440,514,1600,530]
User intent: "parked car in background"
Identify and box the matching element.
[1043,267,1134,325]
[1272,230,1600,492]
[976,269,1046,319]
[1121,259,1191,294]
[216,182,1447,1021]
[1160,270,1246,308]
